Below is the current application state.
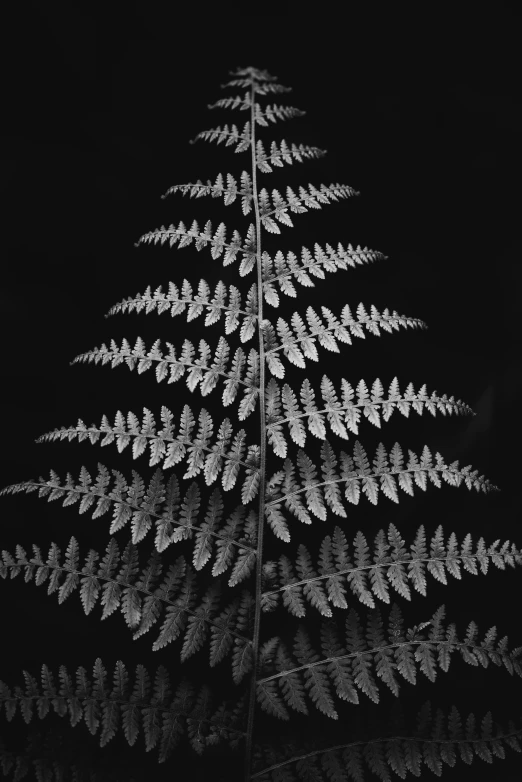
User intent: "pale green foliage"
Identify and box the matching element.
[0,65,519,781]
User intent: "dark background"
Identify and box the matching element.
[0,3,520,781]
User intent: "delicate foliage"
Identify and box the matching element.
[36,405,260,500]
[0,534,259,670]
[0,659,247,762]
[161,175,359,237]
[135,219,259,276]
[106,279,259,343]
[0,466,259,577]
[71,335,260,420]
[260,522,522,616]
[263,304,428,378]
[256,603,522,718]
[0,62,516,781]
[265,375,475,456]
[190,123,327,171]
[261,242,387,306]
[263,440,499,540]
[253,700,522,780]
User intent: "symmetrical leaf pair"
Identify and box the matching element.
[162,172,358,234]
[191,123,327,171]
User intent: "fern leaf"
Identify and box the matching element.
[222,66,287,88]
[253,701,522,781]
[70,336,260,418]
[134,218,257,274]
[0,468,259,576]
[0,536,254,664]
[230,591,256,685]
[265,440,499,530]
[189,121,252,153]
[254,102,306,127]
[105,279,258,342]
[257,182,359,235]
[36,405,259,492]
[256,604,521,718]
[161,171,254,217]
[264,304,428,377]
[254,139,327,172]
[207,94,252,112]
[0,661,246,762]
[260,522,520,616]
[1,63,513,781]
[265,375,475,454]
[206,93,308,130]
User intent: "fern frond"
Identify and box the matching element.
[162,170,254,213]
[134,219,257,276]
[255,604,522,719]
[207,94,306,127]
[207,94,252,112]
[254,139,328,173]
[262,242,388,306]
[263,304,428,378]
[0,660,246,762]
[167,153,340,227]
[36,405,260,499]
[261,522,522,616]
[106,278,258,342]
[252,700,522,780]
[0,466,259,575]
[253,103,306,127]
[264,440,499,535]
[71,336,260,420]
[265,375,475,456]
[256,183,359,235]
[189,122,252,153]
[2,63,513,781]
[189,123,327,172]
[0,536,256,670]
[221,66,292,95]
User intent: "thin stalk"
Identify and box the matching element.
[243,74,267,782]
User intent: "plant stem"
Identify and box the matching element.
[243,73,267,782]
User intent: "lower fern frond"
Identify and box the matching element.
[0,660,246,764]
[0,536,255,677]
[252,700,522,780]
[256,603,522,719]
[0,728,144,782]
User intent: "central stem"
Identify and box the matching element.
[243,74,267,782]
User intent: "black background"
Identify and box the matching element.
[0,3,520,781]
